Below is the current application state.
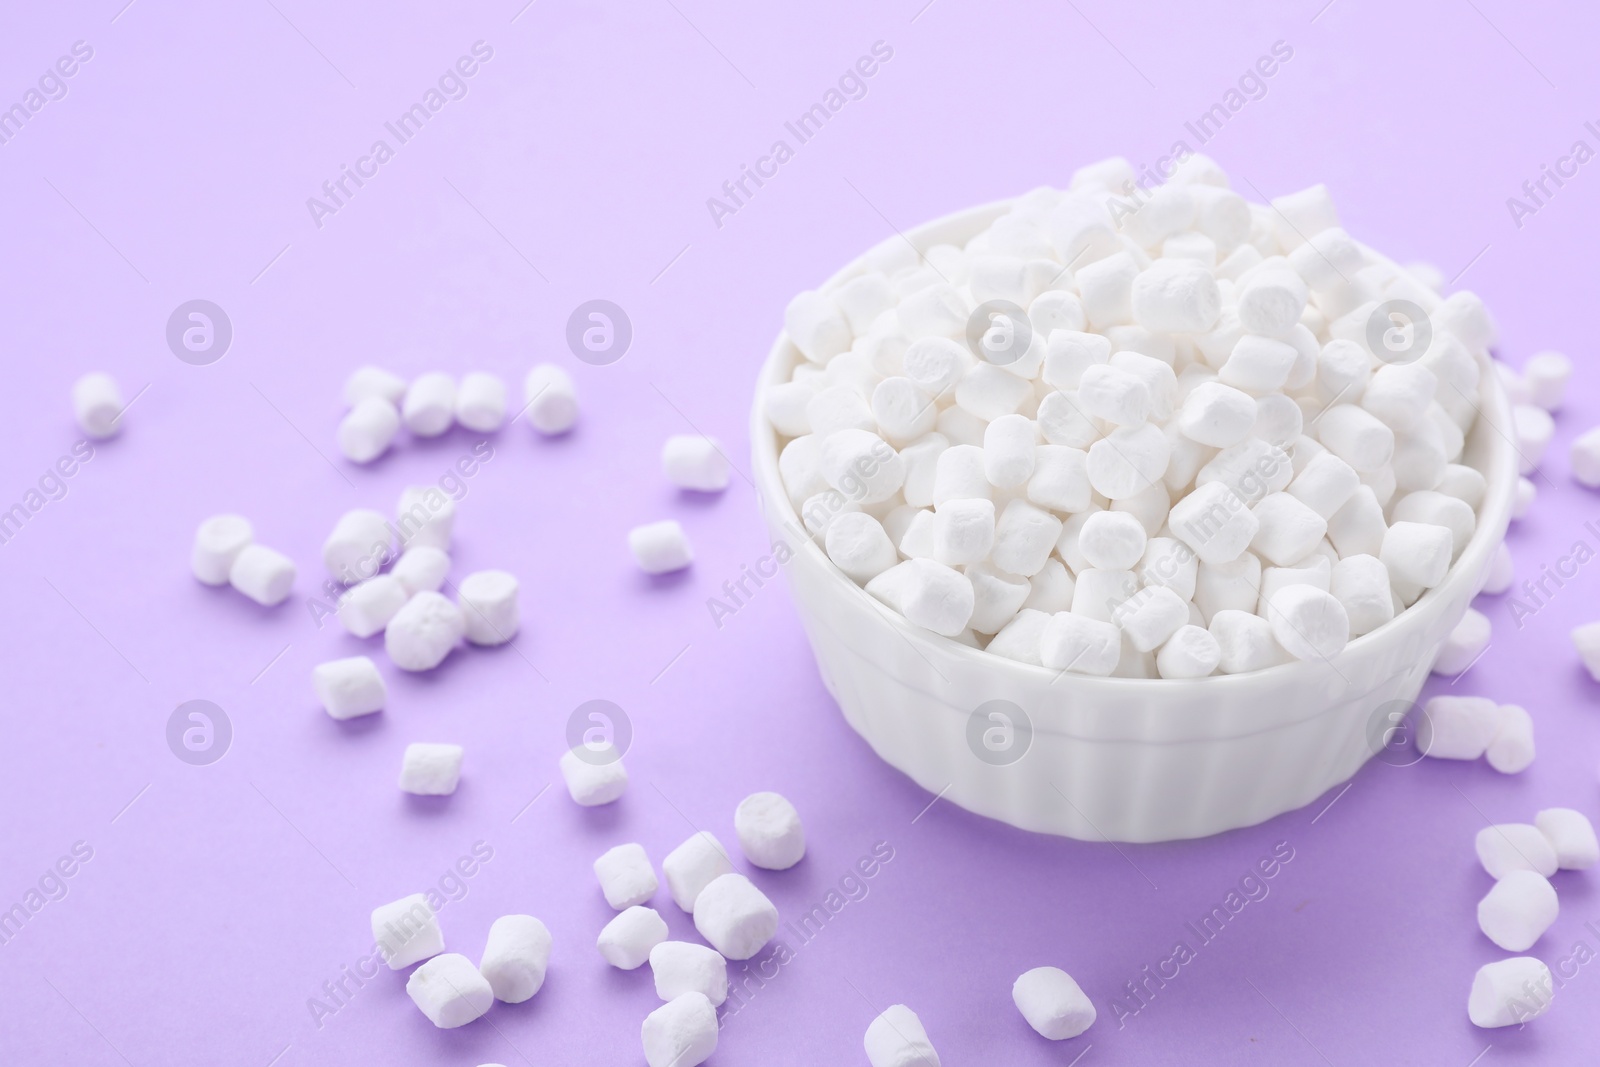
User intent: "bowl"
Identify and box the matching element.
[749,197,1518,843]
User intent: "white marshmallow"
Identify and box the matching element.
[1138,537,1197,600]
[1178,381,1256,447]
[343,365,408,406]
[1326,486,1387,558]
[1027,446,1092,513]
[337,575,407,638]
[191,514,253,585]
[932,445,993,506]
[479,914,551,1003]
[642,992,718,1067]
[1287,451,1360,519]
[1012,966,1096,1040]
[692,873,778,960]
[899,433,949,508]
[1070,567,1134,623]
[955,363,1032,421]
[598,906,668,970]
[1076,364,1149,427]
[1432,608,1489,675]
[324,508,393,583]
[822,429,905,504]
[1571,427,1600,487]
[399,742,463,796]
[559,746,628,806]
[385,591,464,671]
[1195,553,1262,620]
[786,289,851,362]
[1270,184,1339,250]
[1170,481,1259,564]
[1468,957,1554,1028]
[396,486,454,551]
[1514,404,1554,473]
[1477,869,1558,952]
[651,941,728,1007]
[1482,542,1513,595]
[1361,363,1437,428]
[1523,351,1570,411]
[1041,331,1112,391]
[1512,476,1535,519]
[735,792,806,870]
[983,414,1038,487]
[71,373,124,438]
[866,559,974,636]
[1392,490,1475,557]
[1316,338,1371,400]
[1329,554,1393,637]
[1418,696,1500,760]
[662,832,735,912]
[1209,610,1287,673]
[312,656,385,720]
[523,364,578,434]
[834,272,894,333]
[1317,404,1394,472]
[809,385,876,437]
[1486,704,1535,774]
[865,1004,940,1067]
[1087,423,1170,499]
[1131,258,1220,333]
[594,843,658,909]
[958,563,1025,632]
[1249,493,1327,567]
[1477,824,1559,879]
[1236,269,1308,339]
[1078,511,1147,570]
[630,520,693,574]
[765,380,816,436]
[457,569,519,646]
[1156,624,1220,678]
[1287,226,1364,289]
[406,953,492,1028]
[663,435,730,492]
[1574,621,1600,680]
[989,608,1051,665]
[229,544,296,606]
[392,545,450,595]
[338,397,402,463]
[1076,252,1138,330]
[1379,521,1453,589]
[871,377,937,442]
[897,283,969,339]
[454,372,506,433]
[372,893,444,969]
[1116,585,1189,653]
[1035,389,1099,449]
[1040,611,1121,675]
[902,337,974,395]
[932,498,995,566]
[402,372,456,437]
[827,512,898,583]
[1266,584,1348,661]
[991,500,1063,577]
[1535,808,1599,870]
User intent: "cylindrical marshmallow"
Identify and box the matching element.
[1477,823,1558,879]
[559,747,628,806]
[384,591,464,671]
[595,843,658,909]
[1266,584,1348,662]
[338,397,402,463]
[866,1005,939,1067]
[399,742,463,795]
[191,514,254,585]
[324,508,394,583]
[338,574,408,637]
[229,544,296,606]
[457,569,519,645]
[599,906,668,970]
[396,486,454,551]
[663,435,730,492]
[392,545,450,595]
[479,914,551,1003]
[734,792,805,870]
[455,371,507,433]
[1468,957,1553,1028]
[1535,808,1599,870]
[406,953,491,1028]
[662,833,734,912]
[343,365,407,406]
[402,372,456,437]
[1432,608,1489,675]
[1012,966,1096,1040]
[1486,704,1534,774]
[72,373,124,438]
[630,520,693,574]
[524,364,578,434]
[642,992,718,1067]
[650,941,728,1007]
[312,655,385,720]
[1477,870,1558,952]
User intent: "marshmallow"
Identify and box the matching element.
[406,953,493,1028]
[71,372,123,438]
[735,792,806,870]
[457,570,519,645]
[598,906,668,969]
[1076,251,1137,330]
[479,914,550,1003]
[642,992,718,1067]
[399,742,463,796]
[1287,451,1360,519]
[1468,957,1554,1028]
[1087,423,1170,499]
[1195,553,1262,620]
[1156,624,1220,678]
[337,575,407,637]
[1575,621,1600,680]
[455,372,507,432]
[955,363,1031,421]
[396,486,454,551]
[1316,404,1394,472]
[1361,363,1437,428]
[1170,481,1259,564]
[1040,611,1121,675]
[392,545,450,595]
[651,941,728,1006]
[229,544,296,606]
[1535,808,1599,870]
[827,513,898,583]
[1131,258,1221,333]
[865,1004,940,1067]
[1209,610,1288,674]
[343,365,407,406]
[312,656,385,720]
[338,397,402,463]
[1027,446,1092,513]
[324,509,393,583]
[765,381,816,436]
[1078,510,1147,570]
[1138,536,1197,600]
[1481,542,1513,595]
[1249,493,1327,567]
[898,283,969,339]
[1486,704,1535,774]
[630,520,693,574]
[989,608,1051,665]
[1117,586,1189,653]
[595,843,658,909]
[1513,476,1535,519]
[402,372,456,437]
[1329,554,1393,637]
[1076,364,1149,426]
[809,385,875,437]
[1271,184,1339,250]
[1236,269,1308,340]
[1178,381,1256,447]
[663,832,735,912]
[663,435,730,492]
[1418,696,1500,760]
[685,879,773,965]
[1266,585,1349,662]
[559,746,628,806]
[991,500,1063,577]
[900,433,949,507]
[385,591,464,671]
[1326,486,1387,558]
[1316,339,1371,401]
[1432,608,1489,675]
[932,445,993,506]
[1042,331,1112,391]
[1392,490,1475,557]
[1072,567,1135,623]
[1524,351,1570,411]
[1514,404,1554,473]
[822,429,905,504]
[835,272,894,333]
[1477,869,1558,952]
[523,364,579,434]
[1572,427,1600,488]
[1477,824,1559,879]
[932,499,995,566]
[866,559,974,636]
[191,514,253,585]
[1379,521,1452,589]
[1012,966,1096,1040]
[983,414,1038,487]
[372,893,444,969]
[787,289,851,362]
[903,337,974,396]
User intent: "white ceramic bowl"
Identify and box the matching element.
[750,198,1517,843]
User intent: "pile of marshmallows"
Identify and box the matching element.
[1466,809,1597,1027]
[767,153,1517,679]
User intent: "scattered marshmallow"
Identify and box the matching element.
[406,953,492,1028]
[312,655,385,720]
[402,372,457,437]
[338,397,401,463]
[1534,808,1599,870]
[191,514,253,585]
[865,1005,940,1067]
[457,569,519,646]
[384,591,465,671]
[228,544,296,606]
[397,486,455,551]
[1468,957,1553,1028]
[1482,543,1513,595]
[1477,870,1558,952]
[450,372,505,433]
[338,574,408,637]
[1572,621,1600,681]
[371,892,444,969]
[399,742,463,796]
[663,435,730,492]
[1417,696,1499,760]
[1512,476,1535,519]
[1012,966,1096,1040]
[71,372,123,438]
[324,509,393,583]
[1485,704,1534,774]
[392,545,450,596]
[650,941,728,1006]
[1571,427,1600,489]
[692,873,778,960]
[734,792,806,870]
[524,364,578,434]
[1433,608,1489,675]
[1476,824,1558,879]
[344,365,407,406]
[594,843,658,909]
[559,747,628,806]
[630,520,693,574]
[641,992,717,1067]
[662,833,735,912]
[598,906,668,970]
[478,914,551,1003]
[1523,351,1570,412]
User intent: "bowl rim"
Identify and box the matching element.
[748,194,1518,699]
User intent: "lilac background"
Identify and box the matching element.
[1,1,1597,1064]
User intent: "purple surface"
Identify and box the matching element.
[1,1,1597,1064]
